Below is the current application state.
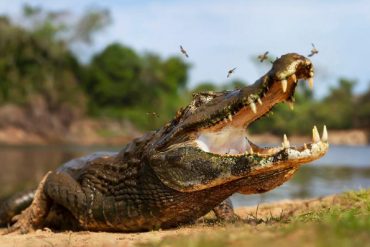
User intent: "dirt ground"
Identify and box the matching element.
[0,195,338,247]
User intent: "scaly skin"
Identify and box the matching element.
[0,53,328,233]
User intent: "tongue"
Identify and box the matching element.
[195,126,251,155]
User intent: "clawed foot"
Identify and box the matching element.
[3,207,38,234]
[3,171,52,235]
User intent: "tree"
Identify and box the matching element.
[315,78,356,129]
[85,43,141,107]
[0,18,85,109]
[84,43,190,129]
[20,4,111,46]
[354,84,370,130]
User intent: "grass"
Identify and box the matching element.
[138,189,370,247]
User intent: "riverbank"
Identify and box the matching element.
[0,123,368,146]
[0,189,369,247]
[0,101,368,146]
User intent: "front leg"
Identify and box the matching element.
[6,172,52,234]
[212,198,239,222]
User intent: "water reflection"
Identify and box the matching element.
[0,145,118,197]
[0,145,369,208]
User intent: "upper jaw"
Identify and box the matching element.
[182,53,314,132]
[191,53,329,164]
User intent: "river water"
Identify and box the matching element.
[0,144,369,208]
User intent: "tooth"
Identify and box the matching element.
[322,125,328,142]
[245,150,249,155]
[283,134,290,148]
[228,114,233,121]
[304,143,308,149]
[281,79,288,93]
[308,78,314,89]
[292,74,297,83]
[257,98,263,105]
[312,126,320,143]
[249,147,254,154]
[224,118,228,123]
[250,102,257,114]
[287,101,294,110]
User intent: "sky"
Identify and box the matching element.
[1,0,370,97]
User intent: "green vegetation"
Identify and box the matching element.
[139,190,370,247]
[84,45,189,129]
[0,5,369,133]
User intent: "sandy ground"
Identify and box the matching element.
[0,195,338,247]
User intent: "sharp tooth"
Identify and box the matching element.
[249,147,254,154]
[312,125,320,143]
[304,143,308,149]
[322,125,328,142]
[281,79,288,93]
[283,134,290,148]
[292,74,297,83]
[250,102,257,114]
[228,114,233,121]
[257,98,263,105]
[287,101,294,110]
[308,78,314,89]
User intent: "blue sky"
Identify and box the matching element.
[1,0,370,97]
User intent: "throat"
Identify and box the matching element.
[195,126,250,155]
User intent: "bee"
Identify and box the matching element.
[180,45,189,58]
[308,43,319,57]
[227,67,237,78]
[257,51,269,62]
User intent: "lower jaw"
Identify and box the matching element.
[195,125,329,160]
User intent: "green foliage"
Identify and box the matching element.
[84,43,189,129]
[85,43,142,107]
[317,78,356,129]
[0,17,85,109]
[0,4,369,134]
[21,4,111,45]
[354,84,370,129]
[249,79,366,134]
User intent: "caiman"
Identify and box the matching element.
[0,53,329,233]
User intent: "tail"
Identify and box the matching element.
[0,190,35,226]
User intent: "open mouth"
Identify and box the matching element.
[193,53,328,162]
